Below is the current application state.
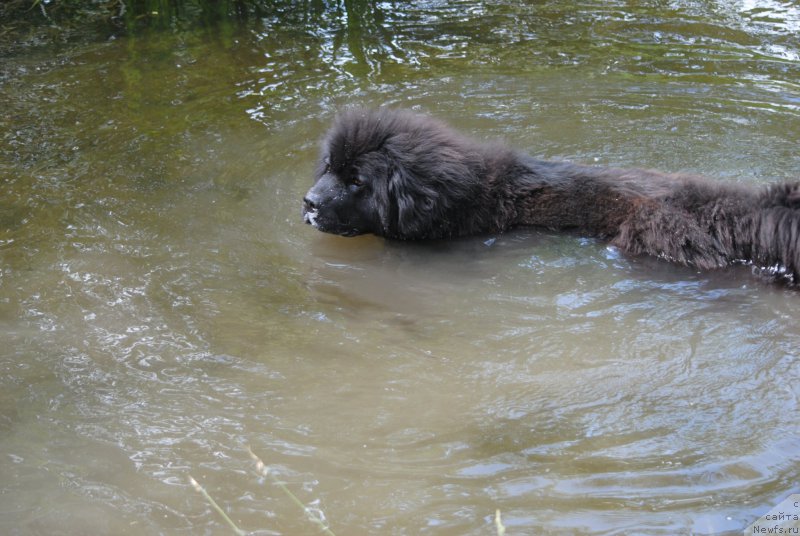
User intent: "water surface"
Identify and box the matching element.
[1,1,799,534]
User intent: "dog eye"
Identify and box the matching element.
[349,176,363,187]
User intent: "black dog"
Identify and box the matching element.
[303,107,800,284]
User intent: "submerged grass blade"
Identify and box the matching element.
[189,475,247,536]
[495,509,506,536]
[247,446,337,536]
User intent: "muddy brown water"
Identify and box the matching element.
[1,1,799,534]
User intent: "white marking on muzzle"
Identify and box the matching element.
[304,209,319,228]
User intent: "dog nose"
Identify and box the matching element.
[303,196,317,211]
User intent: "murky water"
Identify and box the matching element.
[2,1,800,534]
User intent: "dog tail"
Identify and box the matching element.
[744,183,800,284]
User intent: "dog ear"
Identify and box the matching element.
[389,168,439,239]
[369,170,394,236]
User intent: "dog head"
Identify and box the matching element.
[302,107,486,240]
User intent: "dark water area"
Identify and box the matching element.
[2,1,800,534]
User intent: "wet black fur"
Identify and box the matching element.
[303,107,800,284]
